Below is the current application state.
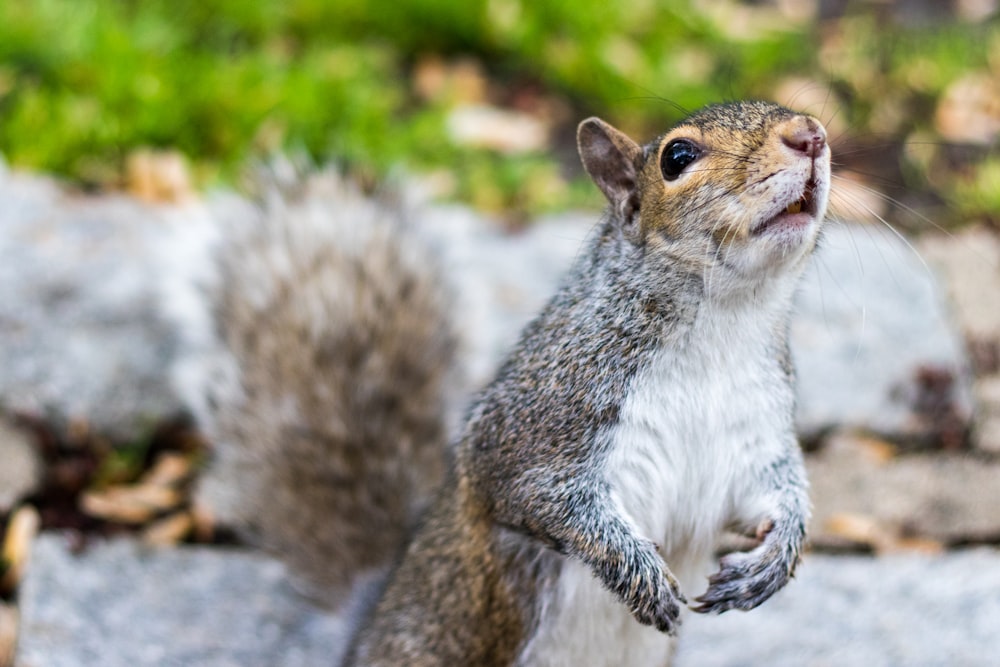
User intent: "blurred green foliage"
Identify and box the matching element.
[0,0,997,223]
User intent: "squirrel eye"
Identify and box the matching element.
[660,139,701,181]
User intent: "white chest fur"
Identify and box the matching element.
[518,298,795,667]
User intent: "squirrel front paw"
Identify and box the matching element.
[600,543,687,635]
[691,532,800,614]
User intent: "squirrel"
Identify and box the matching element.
[174,100,830,666]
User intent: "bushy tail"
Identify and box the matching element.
[167,165,456,617]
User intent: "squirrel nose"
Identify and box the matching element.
[781,117,827,158]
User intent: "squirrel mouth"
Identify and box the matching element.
[755,180,817,235]
[785,180,816,215]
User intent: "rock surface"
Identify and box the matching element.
[675,547,1000,667]
[18,534,1000,667]
[807,433,1000,547]
[0,165,199,442]
[918,226,1000,453]
[17,535,351,667]
[792,222,972,445]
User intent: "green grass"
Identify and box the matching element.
[0,1,997,222]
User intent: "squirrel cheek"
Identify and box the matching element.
[639,197,681,240]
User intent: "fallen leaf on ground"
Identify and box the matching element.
[80,485,183,524]
[0,505,40,596]
[142,511,194,547]
[446,104,549,154]
[824,512,890,550]
[126,149,195,204]
[140,452,194,489]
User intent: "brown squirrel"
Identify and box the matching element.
[175,101,830,666]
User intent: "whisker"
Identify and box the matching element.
[831,167,907,192]
[829,182,934,278]
[814,223,867,366]
[832,174,952,237]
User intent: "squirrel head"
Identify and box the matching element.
[578,101,830,286]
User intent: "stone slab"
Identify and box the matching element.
[18,534,1000,667]
[17,535,349,667]
[676,548,1000,667]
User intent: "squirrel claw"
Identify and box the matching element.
[690,545,797,615]
[610,544,687,635]
[629,587,684,635]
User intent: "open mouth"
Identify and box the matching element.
[754,180,817,235]
[784,180,816,216]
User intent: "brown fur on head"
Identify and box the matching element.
[578,101,831,283]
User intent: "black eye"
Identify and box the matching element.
[660,139,701,181]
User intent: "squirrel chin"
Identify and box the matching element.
[754,211,815,238]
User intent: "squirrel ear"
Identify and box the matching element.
[577,117,642,221]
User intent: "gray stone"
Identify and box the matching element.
[17,534,350,667]
[0,165,194,442]
[971,375,1000,454]
[917,226,1000,346]
[18,533,1000,667]
[806,433,1000,546]
[419,207,589,391]
[791,222,973,445]
[917,227,1000,453]
[0,418,41,513]
[675,548,1000,667]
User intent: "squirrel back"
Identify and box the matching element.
[169,167,456,619]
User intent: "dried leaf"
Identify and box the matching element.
[935,72,1000,145]
[882,536,946,555]
[80,485,183,524]
[139,452,193,489]
[828,174,890,226]
[445,105,549,154]
[0,505,40,596]
[851,435,899,464]
[142,512,194,547]
[126,149,194,204]
[824,512,887,549]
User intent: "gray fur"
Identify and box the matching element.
[350,101,827,664]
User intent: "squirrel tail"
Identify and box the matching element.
[166,164,456,618]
